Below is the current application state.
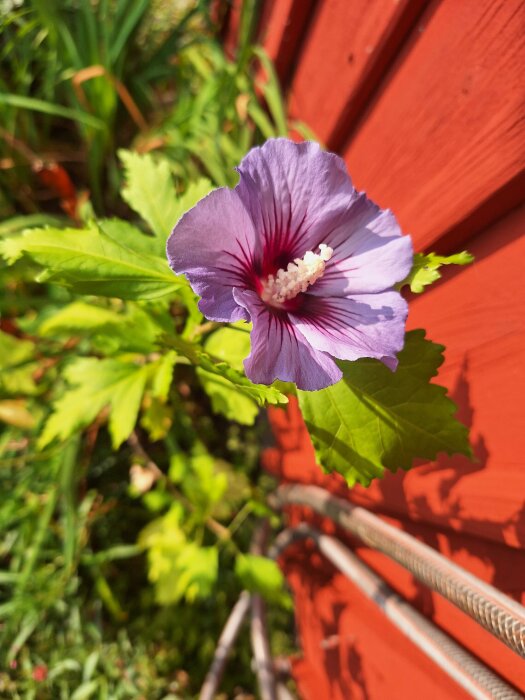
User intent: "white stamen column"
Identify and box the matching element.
[261,244,333,306]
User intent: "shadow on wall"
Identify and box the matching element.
[283,546,372,700]
[375,355,489,524]
[373,355,525,598]
[264,355,525,602]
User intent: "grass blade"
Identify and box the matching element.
[0,93,106,130]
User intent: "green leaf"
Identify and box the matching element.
[178,284,204,336]
[197,370,259,425]
[252,46,288,136]
[140,398,173,442]
[82,650,100,682]
[107,364,150,448]
[0,214,68,237]
[0,331,39,398]
[39,301,164,354]
[197,326,259,424]
[0,329,35,369]
[161,333,287,408]
[202,325,251,371]
[0,92,106,130]
[235,553,285,601]
[39,357,153,448]
[0,364,40,397]
[168,453,186,484]
[39,301,128,336]
[298,330,472,487]
[70,680,99,700]
[400,251,474,293]
[170,543,218,603]
[81,545,143,566]
[150,350,177,401]
[119,150,213,240]
[0,223,180,300]
[98,218,160,256]
[139,505,218,604]
[181,454,228,515]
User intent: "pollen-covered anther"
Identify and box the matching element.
[261,244,333,305]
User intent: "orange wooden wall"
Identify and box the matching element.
[227,0,525,696]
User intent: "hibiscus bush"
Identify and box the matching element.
[0,137,473,694]
[0,139,470,688]
[166,138,473,484]
[0,2,303,693]
[1,140,473,488]
[0,3,474,693]
[0,149,293,696]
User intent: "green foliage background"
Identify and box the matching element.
[0,2,297,697]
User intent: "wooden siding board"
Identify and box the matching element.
[264,204,525,549]
[263,201,525,691]
[265,453,525,691]
[255,0,524,693]
[223,0,243,59]
[400,203,525,546]
[284,550,474,700]
[341,0,525,252]
[258,0,318,89]
[287,0,428,150]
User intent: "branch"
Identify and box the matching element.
[251,594,277,700]
[199,591,251,700]
[250,519,277,700]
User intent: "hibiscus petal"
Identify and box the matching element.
[167,188,258,322]
[235,138,357,266]
[233,289,342,391]
[310,192,413,296]
[290,292,408,368]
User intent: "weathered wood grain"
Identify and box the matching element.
[342,0,525,251]
[258,0,318,89]
[287,0,427,149]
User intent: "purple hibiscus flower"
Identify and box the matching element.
[167,138,413,391]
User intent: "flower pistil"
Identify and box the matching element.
[261,244,333,307]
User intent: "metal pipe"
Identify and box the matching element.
[271,484,525,658]
[270,525,523,700]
